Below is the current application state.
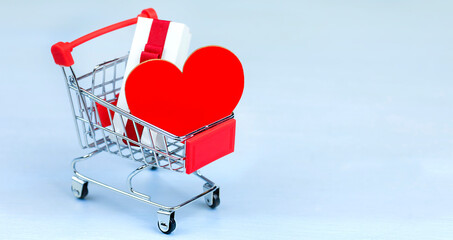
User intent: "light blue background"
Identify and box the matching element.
[1,0,453,239]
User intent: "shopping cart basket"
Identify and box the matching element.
[51,8,237,234]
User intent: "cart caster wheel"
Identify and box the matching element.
[157,218,176,234]
[157,210,176,234]
[150,166,158,171]
[71,177,88,199]
[203,184,220,209]
[207,190,220,209]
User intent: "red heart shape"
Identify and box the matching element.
[125,46,244,136]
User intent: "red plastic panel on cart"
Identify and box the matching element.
[185,119,236,174]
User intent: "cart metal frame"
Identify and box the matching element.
[53,9,231,233]
[62,54,226,234]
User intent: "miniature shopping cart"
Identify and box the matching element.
[51,8,236,234]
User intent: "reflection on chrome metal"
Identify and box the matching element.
[127,165,151,200]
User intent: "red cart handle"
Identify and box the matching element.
[51,8,158,67]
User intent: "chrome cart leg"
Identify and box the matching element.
[157,209,176,234]
[72,149,102,177]
[71,150,102,199]
[203,183,220,209]
[194,171,221,209]
[127,164,152,200]
[71,176,89,199]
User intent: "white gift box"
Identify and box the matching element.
[112,17,191,149]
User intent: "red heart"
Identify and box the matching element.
[125,46,244,136]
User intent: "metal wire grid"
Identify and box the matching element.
[62,55,186,173]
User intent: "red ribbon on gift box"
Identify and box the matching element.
[98,19,170,146]
[140,19,170,62]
